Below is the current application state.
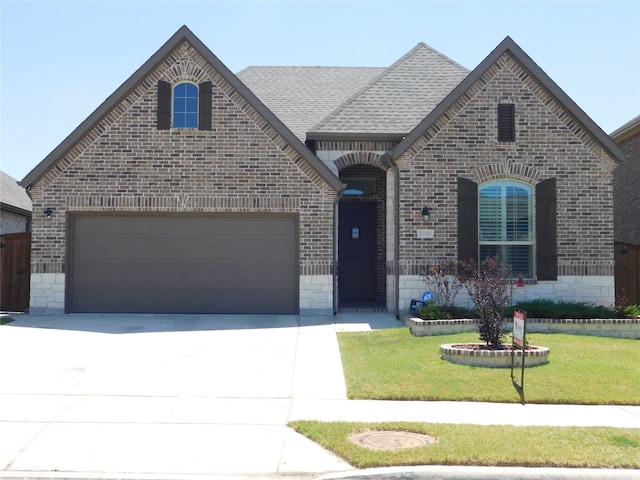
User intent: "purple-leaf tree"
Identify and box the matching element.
[459,256,514,347]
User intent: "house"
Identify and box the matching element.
[612,115,640,247]
[21,26,624,315]
[1,171,32,234]
[611,115,640,304]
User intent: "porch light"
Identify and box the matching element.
[43,208,54,217]
[421,207,432,221]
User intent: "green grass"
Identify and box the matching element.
[289,421,640,469]
[0,316,14,325]
[338,330,639,404]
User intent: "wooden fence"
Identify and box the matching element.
[615,242,640,305]
[0,232,31,312]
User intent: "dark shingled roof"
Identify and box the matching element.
[238,43,469,141]
[237,66,384,142]
[310,43,469,139]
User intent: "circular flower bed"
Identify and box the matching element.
[440,343,550,368]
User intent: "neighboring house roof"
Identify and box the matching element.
[22,26,343,192]
[386,36,626,164]
[0,171,32,216]
[610,114,640,143]
[237,66,384,142]
[309,43,469,140]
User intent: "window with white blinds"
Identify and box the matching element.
[479,180,534,278]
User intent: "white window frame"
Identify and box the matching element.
[478,179,534,278]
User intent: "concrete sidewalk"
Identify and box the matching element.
[0,313,638,480]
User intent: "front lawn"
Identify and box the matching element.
[338,330,639,404]
[289,421,640,469]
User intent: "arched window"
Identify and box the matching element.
[173,82,199,128]
[479,180,534,278]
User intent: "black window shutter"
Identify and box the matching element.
[497,104,515,142]
[198,81,213,131]
[536,178,558,280]
[157,80,171,130]
[457,177,478,265]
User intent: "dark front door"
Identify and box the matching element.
[338,202,377,305]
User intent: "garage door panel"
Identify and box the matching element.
[69,215,298,314]
[129,239,157,261]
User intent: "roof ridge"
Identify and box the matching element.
[309,42,469,134]
[309,44,431,133]
[413,41,469,72]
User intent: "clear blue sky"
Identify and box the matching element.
[1,0,639,180]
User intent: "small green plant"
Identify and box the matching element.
[417,302,474,320]
[418,301,450,320]
[623,304,640,318]
[446,305,476,318]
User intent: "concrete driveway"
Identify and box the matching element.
[0,313,402,478]
[3,313,640,480]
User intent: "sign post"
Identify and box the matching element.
[511,309,527,398]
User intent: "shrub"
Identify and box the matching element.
[421,259,463,309]
[623,304,640,318]
[513,299,617,319]
[417,303,475,320]
[418,302,449,320]
[459,257,513,347]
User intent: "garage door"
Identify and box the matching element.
[68,214,298,314]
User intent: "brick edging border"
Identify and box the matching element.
[404,316,640,339]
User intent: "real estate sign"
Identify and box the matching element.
[513,309,526,348]
[511,309,527,399]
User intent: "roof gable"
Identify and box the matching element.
[387,37,626,163]
[22,26,343,192]
[308,42,469,140]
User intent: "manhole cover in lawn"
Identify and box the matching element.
[350,431,438,451]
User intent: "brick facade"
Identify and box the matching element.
[394,52,617,308]
[28,41,338,313]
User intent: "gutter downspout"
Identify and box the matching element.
[333,183,347,315]
[382,151,401,319]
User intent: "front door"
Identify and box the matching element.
[338,202,377,305]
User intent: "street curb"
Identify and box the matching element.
[317,465,640,480]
